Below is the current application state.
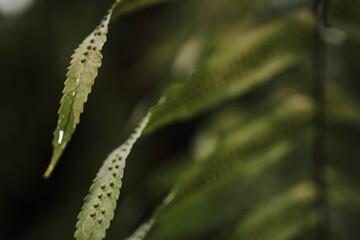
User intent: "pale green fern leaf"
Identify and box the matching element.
[45,0,173,178]
[74,113,150,240]
[44,10,112,178]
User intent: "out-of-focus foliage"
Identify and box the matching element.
[1,0,360,239]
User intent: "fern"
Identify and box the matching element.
[31,0,360,239]
[74,113,150,240]
[124,95,315,239]
[44,10,111,178]
[45,0,173,177]
[71,10,318,238]
[159,95,315,211]
[144,11,315,133]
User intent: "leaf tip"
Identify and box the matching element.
[43,164,54,178]
[43,146,64,178]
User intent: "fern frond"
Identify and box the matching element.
[125,143,294,240]
[230,183,318,240]
[144,11,315,133]
[44,10,112,178]
[124,96,315,239]
[74,10,315,240]
[158,95,315,212]
[74,114,150,240]
[45,0,173,178]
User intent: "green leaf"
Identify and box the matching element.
[157,95,315,213]
[124,95,315,240]
[45,0,175,178]
[144,11,315,134]
[74,113,150,240]
[44,10,112,178]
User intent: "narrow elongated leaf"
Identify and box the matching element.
[44,10,112,178]
[74,113,150,240]
[144,11,315,133]
[45,0,174,178]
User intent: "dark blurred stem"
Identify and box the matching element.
[312,0,329,239]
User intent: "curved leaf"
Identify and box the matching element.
[44,11,111,178]
[45,0,174,178]
[74,113,150,240]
